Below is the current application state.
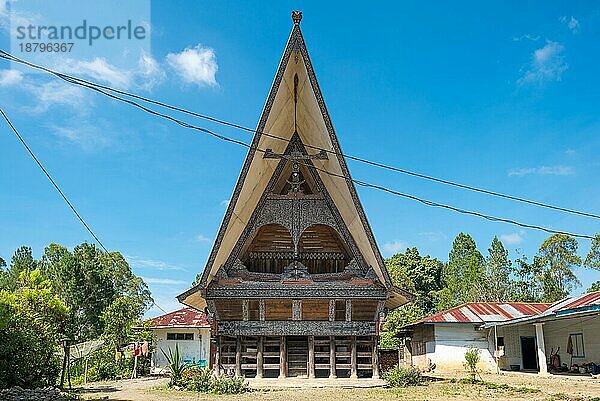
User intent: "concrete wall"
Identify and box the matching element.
[408,323,497,373]
[151,327,211,373]
[495,324,537,370]
[540,315,600,367]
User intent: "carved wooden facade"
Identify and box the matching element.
[178,10,412,379]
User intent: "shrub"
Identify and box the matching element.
[464,348,480,382]
[383,366,422,387]
[177,368,248,394]
[181,367,213,392]
[210,373,248,394]
[161,344,187,386]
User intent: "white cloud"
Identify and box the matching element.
[383,240,408,255]
[167,45,218,87]
[418,231,446,242]
[0,69,23,86]
[49,122,111,151]
[560,16,580,33]
[512,34,540,42]
[220,199,230,207]
[508,165,575,177]
[519,41,568,85]
[500,230,525,245]
[60,57,133,88]
[29,81,89,113]
[196,234,212,243]
[141,277,189,286]
[126,255,187,271]
[137,51,165,89]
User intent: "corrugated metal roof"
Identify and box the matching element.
[407,302,550,326]
[555,291,600,313]
[145,307,209,328]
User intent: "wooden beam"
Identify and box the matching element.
[259,299,266,321]
[329,336,336,379]
[242,300,249,321]
[256,336,264,378]
[308,335,315,379]
[235,336,242,377]
[350,336,358,379]
[279,336,287,378]
[215,336,221,376]
[372,336,380,379]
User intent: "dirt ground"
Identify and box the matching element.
[75,372,600,401]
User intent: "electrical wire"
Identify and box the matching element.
[1,49,599,221]
[0,108,168,314]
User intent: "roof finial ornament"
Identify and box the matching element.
[291,10,302,25]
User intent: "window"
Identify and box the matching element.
[497,337,505,347]
[167,333,194,340]
[569,333,585,358]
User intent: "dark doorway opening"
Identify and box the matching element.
[520,336,538,370]
[287,336,308,377]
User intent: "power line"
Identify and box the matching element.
[0,108,168,314]
[1,49,599,221]
[3,78,593,240]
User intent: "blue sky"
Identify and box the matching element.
[1,1,599,316]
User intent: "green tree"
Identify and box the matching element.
[0,269,68,388]
[101,295,146,348]
[40,243,152,341]
[1,246,37,290]
[587,281,600,293]
[584,234,600,271]
[537,234,581,302]
[513,255,544,302]
[386,247,444,313]
[380,303,424,349]
[435,233,485,310]
[483,236,515,301]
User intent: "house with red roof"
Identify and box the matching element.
[142,307,211,374]
[483,291,600,375]
[398,302,551,373]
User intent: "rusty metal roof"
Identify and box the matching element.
[145,307,209,328]
[552,291,600,313]
[407,302,550,326]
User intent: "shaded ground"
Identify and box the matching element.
[76,372,600,401]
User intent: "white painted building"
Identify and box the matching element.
[400,302,550,373]
[485,292,600,375]
[142,307,211,374]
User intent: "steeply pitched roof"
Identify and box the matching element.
[405,302,550,327]
[178,12,411,309]
[144,307,209,329]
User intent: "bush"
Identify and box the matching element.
[383,366,423,387]
[210,373,248,395]
[464,348,480,382]
[178,368,248,394]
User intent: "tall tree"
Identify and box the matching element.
[513,255,544,302]
[584,233,600,271]
[587,281,600,293]
[435,233,485,310]
[1,246,37,290]
[537,234,581,302]
[386,247,444,314]
[40,243,152,341]
[483,236,515,301]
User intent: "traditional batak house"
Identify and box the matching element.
[178,11,412,380]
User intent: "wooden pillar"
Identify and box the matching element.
[279,336,287,379]
[372,336,380,379]
[235,336,242,377]
[256,336,264,378]
[215,336,221,376]
[350,336,358,379]
[308,335,315,378]
[329,336,337,379]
